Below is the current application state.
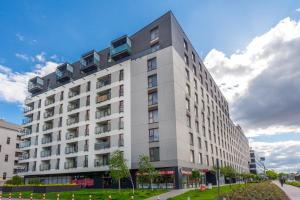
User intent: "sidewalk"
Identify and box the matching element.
[145,188,194,200]
[273,181,300,200]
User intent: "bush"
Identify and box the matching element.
[5,176,23,185]
[286,181,300,187]
[221,181,289,200]
[28,178,41,185]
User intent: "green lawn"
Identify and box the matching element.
[286,181,300,187]
[2,189,168,200]
[168,184,244,200]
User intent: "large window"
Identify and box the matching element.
[199,153,203,164]
[6,137,10,144]
[148,74,157,88]
[119,85,124,97]
[150,27,159,41]
[149,109,158,123]
[4,154,8,162]
[149,147,160,162]
[149,128,159,142]
[190,150,195,163]
[189,133,194,146]
[186,115,191,128]
[148,92,158,106]
[148,57,157,71]
[184,39,188,51]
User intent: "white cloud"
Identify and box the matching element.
[15,53,30,61]
[0,61,59,103]
[16,33,24,41]
[35,52,46,62]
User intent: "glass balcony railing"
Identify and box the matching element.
[44,111,54,118]
[95,124,111,134]
[64,161,77,169]
[40,150,51,158]
[20,129,32,136]
[43,124,53,131]
[66,132,78,140]
[40,164,51,171]
[19,153,30,160]
[80,50,100,73]
[96,93,111,103]
[110,43,132,57]
[20,141,31,148]
[23,106,34,113]
[94,158,109,167]
[65,146,78,154]
[68,103,80,111]
[67,117,79,126]
[41,137,52,144]
[22,117,33,125]
[28,77,44,93]
[95,109,111,119]
[94,142,110,150]
[110,36,132,61]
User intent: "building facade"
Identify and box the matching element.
[0,119,22,185]
[19,11,250,188]
[249,149,265,175]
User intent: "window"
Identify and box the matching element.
[186,115,191,128]
[86,95,90,106]
[6,137,10,144]
[190,150,195,163]
[2,172,7,180]
[0,145,1,152]
[195,121,199,132]
[60,91,64,101]
[198,137,202,149]
[148,91,158,106]
[151,43,160,52]
[184,54,189,65]
[148,57,157,71]
[206,155,210,166]
[4,154,8,162]
[186,99,190,111]
[150,27,159,41]
[184,39,188,51]
[205,141,208,151]
[189,133,194,146]
[149,147,160,161]
[119,101,124,113]
[185,69,190,81]
[148,74,157,88]
[195,93,199,104]
[149,128,159,142]
[194,79,197,90]
[199,153,203,164]
[211,144,214,153]
[193,65,197,75]
[119,85,124,97]
[192,52,195,62]
[186,84,191,96]
[194,106,198,118]
[148,109,158,123]
[119,70,124,81]
[119,117,124,129]
[119,134,124,147]
[199,63,203,72]
[87,81,91,92]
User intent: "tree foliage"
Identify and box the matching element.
[266,170,278,180]
[5,175,23,185]
[137,155,159,190]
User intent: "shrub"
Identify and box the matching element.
[28,178,41,185]
[5,176,23,185]
[222,181,289,200]
[286,181,300,187]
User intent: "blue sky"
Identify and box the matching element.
[1,0,300,172]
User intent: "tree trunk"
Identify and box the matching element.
[129,174,135,195]
[118,179,121,192]
[150,178,153,191]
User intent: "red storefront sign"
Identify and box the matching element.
[72,178,94,186]
[136,170,175,176]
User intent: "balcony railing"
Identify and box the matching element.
[41,137,52,144]
[80,50,100,73]
[94,142,110,150]
[67,117,79,126]
[56,63,74,83]
[96,78,111,89]
[96,93,111,103]
[110,36,132,61]
[40,164,51,171]
[44,111,54,118]
[95,124,111,134]
[40,150,51,158]
[28,76,44,94]
[19,153,30,160]
[43,124,53,131]
[23,106,34,113]
[22,118,33,125]
[94,158,109,167]
[64,161,77,169]
[20,129,32,136]
[45,99,55,106]
[65,146,78,154]
[68,103,80,111]
[68,90,80,98]
[95,109,111,119]
[66,132,78,140]
[20,141,31,148]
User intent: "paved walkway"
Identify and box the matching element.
[145,188,194,200]
[273,181,300,200]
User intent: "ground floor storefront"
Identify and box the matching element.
[24,166,221,189]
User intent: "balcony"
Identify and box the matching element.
[96,75,111,89]
[95,141,110,150]
[68,86,80,98]
[96,90,111,104]
[44,110,54,118]
[94,154,109,167]
[110,35,132,61]
[56,63,74,83]
[64,161,77,169]
[20,129,32,136]
[41,137,52,144]
[67,117,79,126]
[95,107,111,119]
[95,123,111,134]
[23,106,34,113]
[40,150,51,158]
[80,50,100,73]
[28,76,44,94]
[65,146,78,154]
[40,163,51,171]
[45,97,55,106]
[66,132,78,140]
[19,153,30,160]
[43,123,53,131]
[20,141,31,148]
[22,117,33,125]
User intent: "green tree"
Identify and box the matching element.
[5,175,23,185]
[191,169,201,186]
[220,166,236,187]
[109,150,134,194]
[266,170,278,180]
[137,155,159,190]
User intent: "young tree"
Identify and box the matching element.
[109,150,134,193]
[220,166,236,187]
[137,155,159,190]
[191,169,201,187]
[266,170,278,180]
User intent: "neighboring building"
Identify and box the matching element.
[249,149,265,175]
[0,119,22,185]
[19,11,250,188]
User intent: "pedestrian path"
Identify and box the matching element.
[273,181,300,200]
[145,188,194,200]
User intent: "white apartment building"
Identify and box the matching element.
[0,119,22,185]
[19,11,250,188]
